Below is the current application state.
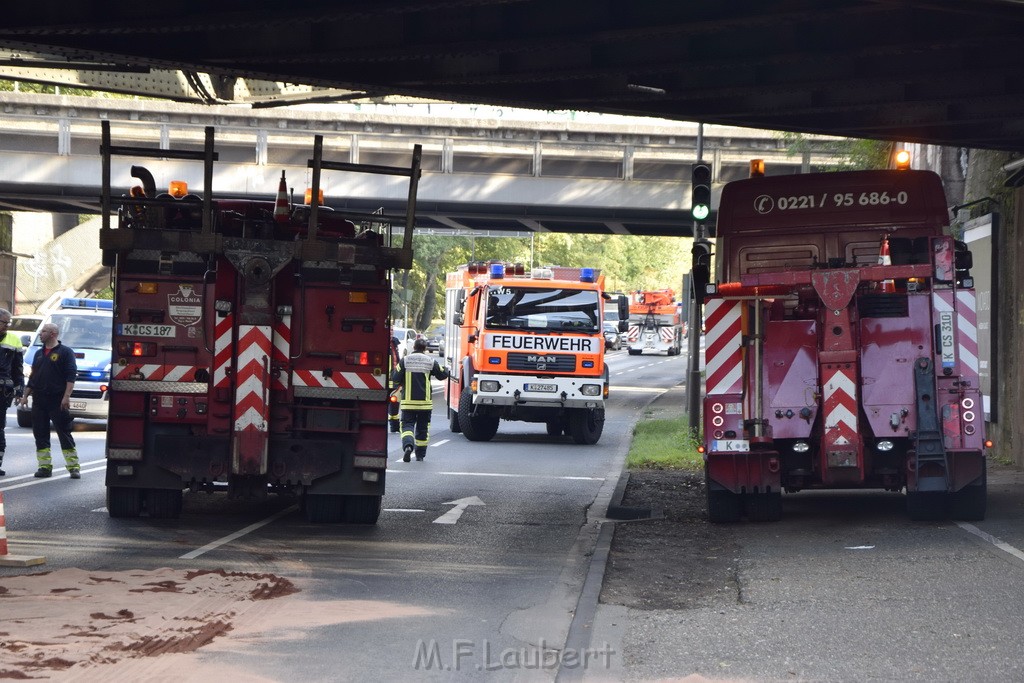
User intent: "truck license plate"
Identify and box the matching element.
[119,323,176,338]
[70,401,87,411]
[525,383,557,392]
[712,439,749,452]
[938,311,955,368]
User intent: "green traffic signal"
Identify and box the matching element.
[691,162,712,224]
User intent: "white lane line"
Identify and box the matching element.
[1,465,106,491]
[385,508,425,513]
[956,521,1024,564]
[179,505,298,560]
[432,439,450,447]
[436,471,603,481]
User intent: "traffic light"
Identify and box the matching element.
[691,162,712,223]
[691,240,712,298]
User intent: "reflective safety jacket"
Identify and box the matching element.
[0,330,24,400]
[392,352,449,410]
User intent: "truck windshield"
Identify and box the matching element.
[484,286,600,332]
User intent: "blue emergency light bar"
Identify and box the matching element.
[59,297,114,311]
[580,267,596,283]
[490,263,505,279]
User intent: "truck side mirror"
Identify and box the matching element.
[617,295,629,321]
[453,312,464,326]
[19,334,30,347]
[618,319,628,333]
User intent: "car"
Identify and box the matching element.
[18,298,112,427]
[391,326,420,358]
[9,314,44,349]
[603,321,622,351]
[424,325,445,356]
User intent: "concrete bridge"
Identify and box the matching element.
[0,93,843,235]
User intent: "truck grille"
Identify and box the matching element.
[506,352,577,372]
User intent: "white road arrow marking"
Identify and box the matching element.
[432,496,485,525]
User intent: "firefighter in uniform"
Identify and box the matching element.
[391,338,448,462]
[19,323,79,479]
[0,309,25,476]
[388,336,401,433]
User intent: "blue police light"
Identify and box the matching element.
[60,297,114,311]
[580,267,595,283]
[490,263,505,279]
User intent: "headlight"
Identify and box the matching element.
[479,380,500,392]
[792,441,810,453]
[876,440,894,452]
[580,384,602,396]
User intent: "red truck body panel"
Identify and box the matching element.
[703,169,987,522]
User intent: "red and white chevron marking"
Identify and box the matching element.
[213,312,234,389]
[625,325,640,342]
[233,324,271,434]
[955,290,979,379]
[271,314,291,390]
[931,290,980,380]
[822,366,858,448]
[659,327,675,343]
[113,364,200,381]
[292,369,386,391]
[704,299,743,395]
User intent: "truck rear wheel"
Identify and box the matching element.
[16,409,32,429]
[146,488,183,519]
[458,389,499,441]
[627,348,641,356]
[568,408,604,445]
[344,495,382,525]
[107,487,143,518]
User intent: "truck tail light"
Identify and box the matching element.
[117,341,156,357]
[345,351,383,366]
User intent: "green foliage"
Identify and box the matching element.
[626,415,704,470]
[0,81,97,97]
[393,232,693,329]
[777,132,893,171]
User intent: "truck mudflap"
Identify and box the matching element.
[705,450,783,523]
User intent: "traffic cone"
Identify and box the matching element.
[0,492,46,567]
[878,236,895,293]
[273,171,290,223]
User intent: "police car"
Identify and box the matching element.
[17,298,113,427]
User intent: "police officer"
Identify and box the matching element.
[19,323,79,479]
[0,309,25,476]
[391,338,448,462]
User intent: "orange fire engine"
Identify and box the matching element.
[443,262,627,444]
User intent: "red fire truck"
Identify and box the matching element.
[443,262,627,444]
[701,161,988,522]
[99,121,420,523]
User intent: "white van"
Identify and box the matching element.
[17,298,112,427]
